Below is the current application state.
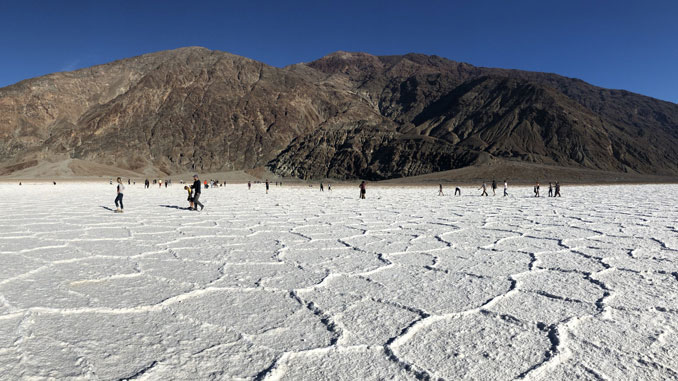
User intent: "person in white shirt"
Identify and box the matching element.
[115,177,125,213]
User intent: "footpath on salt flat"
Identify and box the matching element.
[1,182,677,380]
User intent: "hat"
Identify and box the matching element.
[193,174,198,178]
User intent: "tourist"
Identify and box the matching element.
[548,182,553,197]
[184,186,194,209]
[455,187,461,196]
[555,181,561,197]
[320,182,324,192]
[534,182,540,197]
[492,179,497,196]
[114,177,125,213]
[265,179,270,194]
[191,174,204,211]
[479,182,488,196]
[248,181,251,190]
[359,181,366,199]
[503,180,508,197]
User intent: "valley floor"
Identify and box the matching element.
[1,183,677,379]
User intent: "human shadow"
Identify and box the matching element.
[159,204,193,210]
[100,206,115,211]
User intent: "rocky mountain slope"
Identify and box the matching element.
[1,47,677,180]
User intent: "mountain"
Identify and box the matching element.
[1,47,677,180]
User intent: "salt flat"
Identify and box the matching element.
[1,182,677,380]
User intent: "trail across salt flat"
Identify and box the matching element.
[1,183,677,380]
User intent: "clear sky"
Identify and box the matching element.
[1,0,676,103]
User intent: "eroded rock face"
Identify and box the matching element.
[1,47,677,179]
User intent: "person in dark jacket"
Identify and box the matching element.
[191,174,204,211]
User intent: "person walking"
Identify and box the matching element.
[359,181,366,199]
[479,182,488,196]
[534,182,540,197]
[438,184,444,196]
[320,182,324,192]
[265,179,270,194]
[503,180,508,197]
[455,187,461,196]
[328,183,332,192]
[114,177,125,213]
[145,179,149,189]
[184,186,194,209]
[554,181,561,197]
[191,174,204,211]
[548,182,553,197]
[492,179,497,196]
[248,181,251,190]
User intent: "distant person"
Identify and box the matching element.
[503,180,508,197]
[184,186,194,209]
[548,182,553,197]
[438,184,444,196]
[359,181,366,199]
[455,187,461,196]
[479,182,488,196]
[109,179,112,185]
[53,181,56,185]
[492,179,497,196]
[145,179,150,189]
[114,177,125,213]
[191,174,204,211]
[320,182,324,192]
[328,184,332,191]
[248,181,251,190]
[555,181,561,197]
[128,179,130,185]
[534,182,540,197]
[204,180,208,189]
[265,179,270,194]
[158,179,162,188]
[165,180,168,188]
[19,182,21,186]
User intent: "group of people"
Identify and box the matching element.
[534,181,561,197]
[476,180,509,197]
[436,179,562,198]
[183,175,205,211]
[112,176,564,212]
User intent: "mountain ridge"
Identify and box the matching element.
[1,47,677,180]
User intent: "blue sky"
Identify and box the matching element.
[1,0,676,103]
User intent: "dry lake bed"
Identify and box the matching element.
[1,183,677,380]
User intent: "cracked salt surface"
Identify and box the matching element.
[0,183,677,380]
